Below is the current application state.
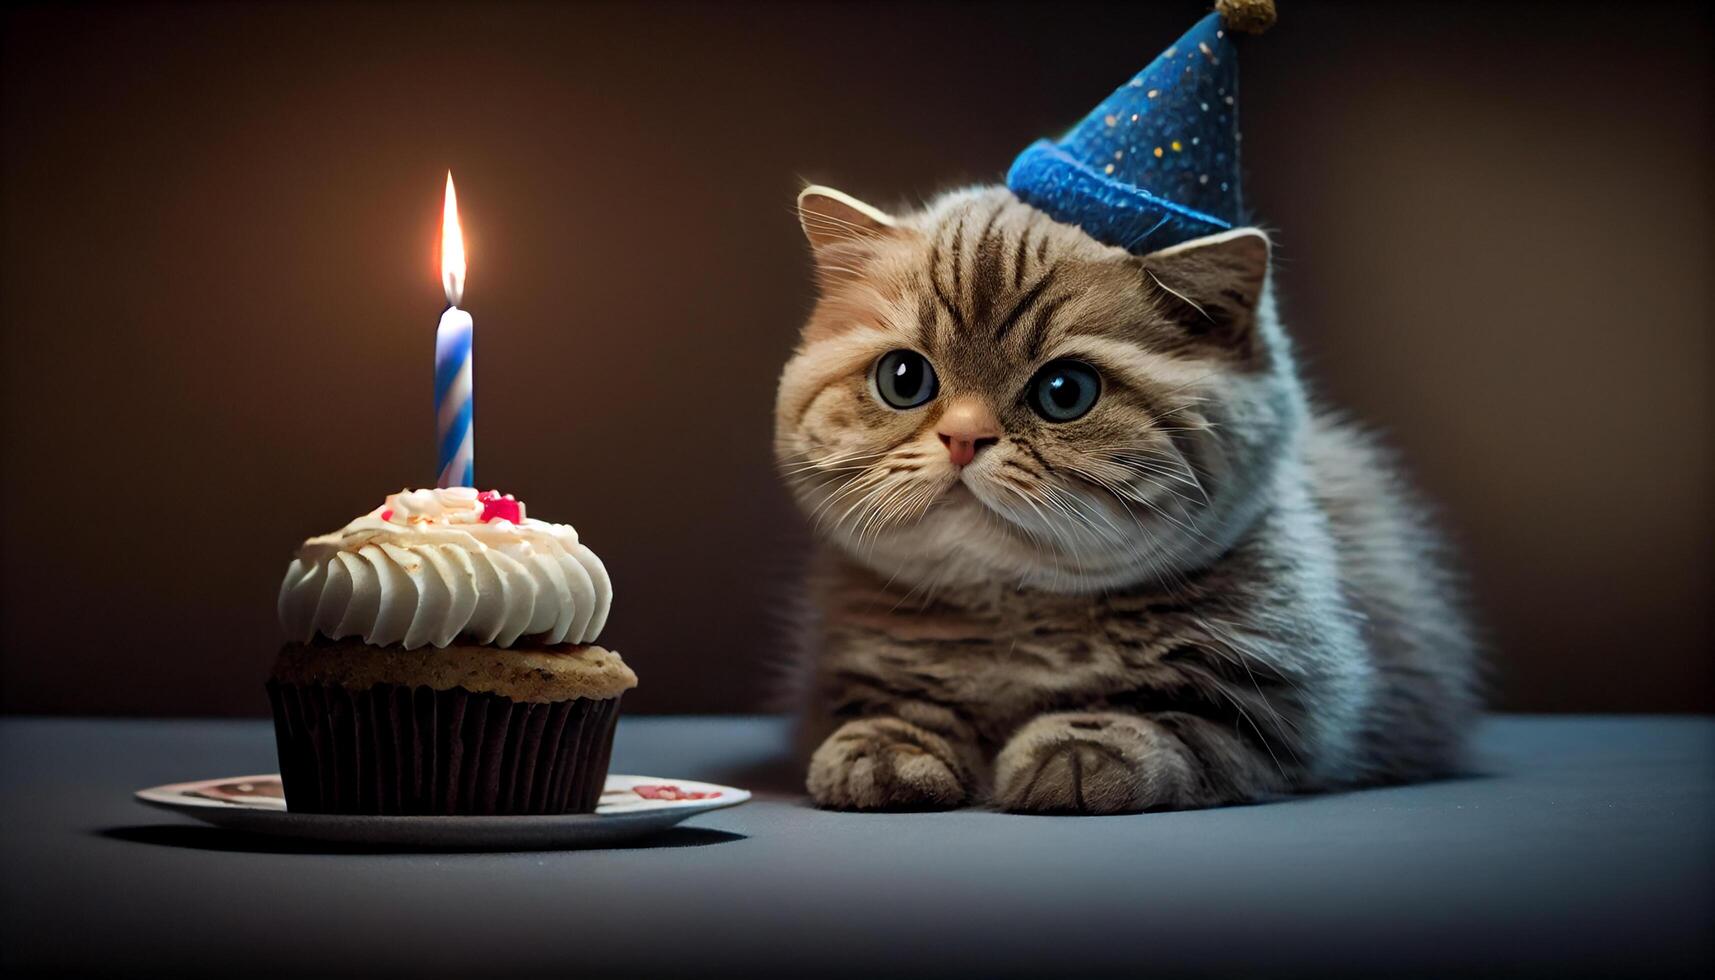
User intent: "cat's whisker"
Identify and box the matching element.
[990,480,1069,557]
[784,461,889,482]
[890,481,943,539]
[1123,470,1208,509]
[1074,471,1163,545]
[1066,477,1193,568]
[1150,372,1222,401]
[833,463,948,556]
[853,479,920,553]
[996,479,1107,577]
[1129,473,1206,507]
[827,479,897,542]
[779,447,896,476]
[1132,488,1213,542]
[1074,465,1209,541]
[807,466,895,533]
[1135,471,1210,510]
[1091,448,1212,506]
[1100,449,1196,468]
[1039,482,1129,548]
[845,489,890,554]
[801,465,881,514]
[1074,461,1205,509]
[1158,445,1214,503]
[811,262,868,280]
[881,483,940,550]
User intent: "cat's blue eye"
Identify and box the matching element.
[1029,359,1101,422]
[874,350,938,410]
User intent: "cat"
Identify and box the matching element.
[773,184,1479,814]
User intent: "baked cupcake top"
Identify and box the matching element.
[278,488,612,650]
[271,640,636,702]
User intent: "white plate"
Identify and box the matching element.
[135,773,749,850]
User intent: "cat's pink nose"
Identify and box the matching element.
[936,400,1001,467]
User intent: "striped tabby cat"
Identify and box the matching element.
[775,185,1478,813]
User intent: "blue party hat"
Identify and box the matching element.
[1008,10,1255,254]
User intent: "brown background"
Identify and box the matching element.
[1,1,1708,716]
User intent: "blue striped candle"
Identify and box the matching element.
[435,307,474,488]
[435,172,474,488]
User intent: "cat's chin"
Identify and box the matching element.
[824,483,1171,596]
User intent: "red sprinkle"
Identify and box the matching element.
[476,490,521,525]
[633,784,719,801]
[380,509,394,522]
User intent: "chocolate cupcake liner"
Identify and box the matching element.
[265,680,620,815]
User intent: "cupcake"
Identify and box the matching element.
[269,487,635,815]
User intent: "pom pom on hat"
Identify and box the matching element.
[1215,0,1277,35]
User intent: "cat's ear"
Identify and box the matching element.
[1137,228,1271,356]
[797,185,900,254]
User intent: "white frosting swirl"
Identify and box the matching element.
[277,488,612,649]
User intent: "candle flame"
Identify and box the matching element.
[441,171,466,307]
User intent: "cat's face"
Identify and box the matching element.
[775,186,1293,594]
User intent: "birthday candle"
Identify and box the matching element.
[435,172,474,488]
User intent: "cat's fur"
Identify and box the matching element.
[775,185,1478,814]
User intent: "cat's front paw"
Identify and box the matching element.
[807,717,971,811]
[993,712,1193,815]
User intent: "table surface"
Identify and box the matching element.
[2,715,1710,978]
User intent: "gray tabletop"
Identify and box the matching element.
[2,715,1711,978]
